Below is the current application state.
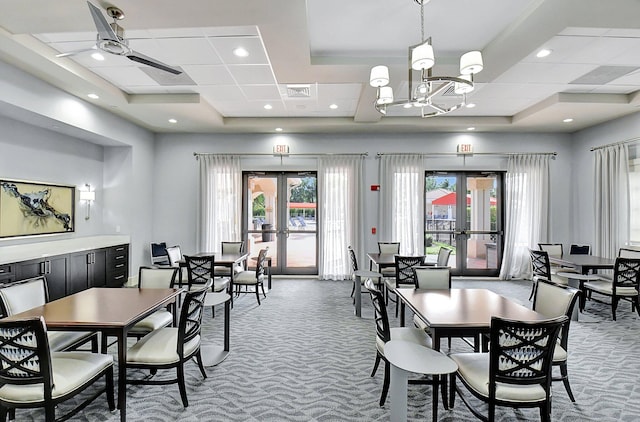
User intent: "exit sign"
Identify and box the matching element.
[457,143,473,154]
[273,144,290,155]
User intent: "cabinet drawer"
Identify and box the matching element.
[0,264,15,283]
[106,269,128,288]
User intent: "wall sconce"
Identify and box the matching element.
[79,184,95,220]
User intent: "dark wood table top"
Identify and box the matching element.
[549,254,615,270]
[396,288,546,329]
[6,287,182,329]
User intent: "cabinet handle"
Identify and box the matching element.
[115,263,125,268]
[0,268,5,274]
[115,247,125,251]
[87,253,92,265]
[91,252,96,264]
[114,275,124,280]
[115,255,125,260]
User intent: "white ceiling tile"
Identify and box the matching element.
[228,65,276,85]
[151,38,222,65]
[317,84,363,102]
[202,26,259,37]
[208,36,269,65]
[523,35,595,64]
[90,66,158,86]
[240,85,282,100]
[35,31,96,43]
[565,37,640,65]
[494,62,598,84]
[198,85,246,101]
[182,65,235,85]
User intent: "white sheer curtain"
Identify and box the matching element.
[378,155,424,255]
[499,154,550,280]
[317,156,363,280]
[197,155,242,253]
[594,144,630,258]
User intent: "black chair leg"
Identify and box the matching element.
[255,285,261,305]
[380,362,390,406]
[560,363,576,402]
[106,366,116,411]
[195,350,207,379]
[371,353,381,377]
[177,364,189,408]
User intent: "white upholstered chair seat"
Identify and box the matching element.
[450,353,547,403]
[214,265,244,276]
[583,280,637,296]
[233,271,264,285]
[47,331,96,352]
[0,352,113,404]
[127,327,200,365]
[128,310,174,335]
[553,344,567,363]
[376,327,432,354]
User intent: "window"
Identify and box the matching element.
[629,145,640,244]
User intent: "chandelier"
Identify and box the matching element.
[369,0,483,117]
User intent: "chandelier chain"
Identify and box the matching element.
[420,0,425,43]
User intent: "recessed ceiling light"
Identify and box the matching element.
[264,104,273,110]
[536,49,552,58]
[466,103,476,108]
[275,127,283,132]
[563,118,573,123]
[87,93,99,100]
[329,104,338,109]
[403,103,413,109]
[233,47,249,57]
[168,118,177,124]
[91,52,105,61]
[467,127,476,131]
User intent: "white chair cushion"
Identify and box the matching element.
[128,310,174,335]
[583,280,638,296]
[214,265,244,276]
[0,352,112,404]
[127,327,200,365]
[47,331,95,352]
[450,353,547,403]
[553,344,567,363]
[376,327,432,355]
[0,280,46,315]
[234,271,264,285]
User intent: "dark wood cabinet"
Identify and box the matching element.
[16,255,68,300]
[0,263,16,284]
[90,249,107,288]
[106,244,129,287]
[68,249,108,294]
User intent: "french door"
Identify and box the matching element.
[243,172,317,275]
[424,171,504,276]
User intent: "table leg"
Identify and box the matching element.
[432,374,439,421]
[117,329,127,422]
[433,331,441,352]
[354,274,362,318]
[267,258,272,290]
[389,365,408,422]
[400,302,405,327]
[224,298,230,351]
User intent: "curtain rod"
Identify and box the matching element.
[591,137,640,151]
[375,152,557,158]
[194,152,368,159]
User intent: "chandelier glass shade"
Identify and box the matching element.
[369,0,483,117]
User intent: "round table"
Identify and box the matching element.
[385,340,458,422]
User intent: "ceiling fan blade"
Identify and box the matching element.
[56,47,97,58]
[87,1,119,42]
[126,51,183,75]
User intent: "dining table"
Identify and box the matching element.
[548,253,615,275]
[396,287,547,351]
[6,287,182,422]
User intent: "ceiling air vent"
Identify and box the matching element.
[286,84,311,98]
[570,66,639,85]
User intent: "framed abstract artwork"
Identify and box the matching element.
[0,179,75,238]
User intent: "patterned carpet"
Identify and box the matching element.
[14,278,640,421]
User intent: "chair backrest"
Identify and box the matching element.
[489,316,566,392]
[177,280,211,357]
[529,249,551,280]
[436,247,452,266]
[532,279,580,351]
[0,317,52,391]
[569,244,591,255]
[538,243,563,258]
[395,255,426,287]
[184,255,214,288]
[150,242,169,265]
[612,257,640,292]
[364,279,390,343]
[221,241,245,254]
[165,245,183,268]
[0,276,48,318]
[138,266,178,289]
[618,247,640,258]
[378,242,400,254]
[413,266,451,289]
[255,248,269,277]
[348,246,359,272]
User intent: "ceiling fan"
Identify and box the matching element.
[56,1,182,75]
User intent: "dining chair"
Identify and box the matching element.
[581,257,640,320]
[569,244,591,255]
[412,266,452,346]
[387,255,425,317]
[184,255,230,317]
[364,279,433,407]
[424,247,452,267]
[233,248,269,305]
[377,242,401,291]
[450,315,567,422]
[538,243,563,258]
[127,266,178,338]
[166,245,187,285]
[125,280,211,408]
[348,246,383,300]
[0,276,98,353]
[532,279,580,402]
[528,249,568,300]
[214,241,246,277]
[0,316,115,421]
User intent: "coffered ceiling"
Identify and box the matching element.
[1,0,640,134]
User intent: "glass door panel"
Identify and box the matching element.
[425,172,503,276]
[244,172,317,275]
